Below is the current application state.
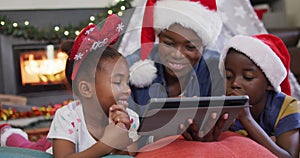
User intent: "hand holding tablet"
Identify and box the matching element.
[138,95,250,140]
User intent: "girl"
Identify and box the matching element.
[47,14,139,157]
[1,14,140,158]
[219,34,300,158]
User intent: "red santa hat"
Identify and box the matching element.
[129,0,223,88]
[69,14,124,80]
[219,34,291,95]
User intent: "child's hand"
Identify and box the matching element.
[109,104,131,130]
[180,113,229,142]
[100,122,133,150]
[99,104,133,150]
[236,105,252,122]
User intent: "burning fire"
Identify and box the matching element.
[21,45,68,84]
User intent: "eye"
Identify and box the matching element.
[225,71,233,80]
[112,81,121,85]
[244,76,254,81]
[226,75,233,80]
[162,40,174,47]
[185,45,197,51]
[112,78,122,85]
[244,72,255,81]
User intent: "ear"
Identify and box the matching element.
[78,81,93,98]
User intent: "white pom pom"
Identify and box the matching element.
[129,59,157,88]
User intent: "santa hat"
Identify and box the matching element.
[219,34,291,95]
[69,14,124,80]
[129,0,223,88]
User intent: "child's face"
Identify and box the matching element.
[224,49,272,106]
[158,24,203,78]
[95,57,131,115]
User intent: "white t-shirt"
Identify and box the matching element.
[46,101,139,154]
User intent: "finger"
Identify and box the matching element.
[112,111,131,130]
[108,107,115,124]
[186,119,202,141]
[179,124,193,141]
[110,104,126,112]
[116,122,128,130]
[201,112,218,136]
[198,112,218,142]
[213,113,228,141]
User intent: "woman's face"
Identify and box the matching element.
[158,24,203,78]
[95,57,131,115]
[224,49,272,106]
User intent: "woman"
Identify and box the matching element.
[124,0,226,143]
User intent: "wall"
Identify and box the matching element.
[285,0,300,27]
[0,37,3,93]
[0,9,107,105]
[261,0,300,28]
[0,0,140,10]
[0,8,105,29]
[0,8,106,93]
[0,34,73,105]
[0,8,134,105]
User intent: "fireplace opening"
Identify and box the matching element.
[13,44,69,94]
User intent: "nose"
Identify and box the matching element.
[231,76,242,89]
[123,83,131,95]
[173,45,185,59]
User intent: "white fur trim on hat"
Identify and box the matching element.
[154,0,222,47]
[219,35,286,92]
[129,59,157,88]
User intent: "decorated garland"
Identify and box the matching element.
[0,100,72,121]
[0,0,132,42]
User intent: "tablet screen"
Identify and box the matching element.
[138,95,249,140]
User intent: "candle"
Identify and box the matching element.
[46,45,54,60]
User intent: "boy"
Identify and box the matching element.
[219,34,300,157]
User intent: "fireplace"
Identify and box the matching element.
[13,44,68,94]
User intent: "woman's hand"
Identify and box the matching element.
[180,112,229,142]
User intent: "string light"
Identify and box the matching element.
[75,30,80,36]
[12,22,18,27]
[64,31,69,36]
[120,6,126,10]
[0,0,132,41]
[90,16,95,22]
[24,21,29,26]
[118,11,123,16]
[108,10,113,15]
[54,26,60,31]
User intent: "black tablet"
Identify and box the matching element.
[138,95,249,140]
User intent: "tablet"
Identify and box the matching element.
[138,95,249,139]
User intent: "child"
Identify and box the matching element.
[219,34,300,157]
[1,14,140,157]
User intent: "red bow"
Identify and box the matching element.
[70,14,124,80]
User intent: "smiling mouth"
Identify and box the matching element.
[168,62,187,70]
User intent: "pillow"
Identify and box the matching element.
[0,146,52,158]
[136,131,276,158]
